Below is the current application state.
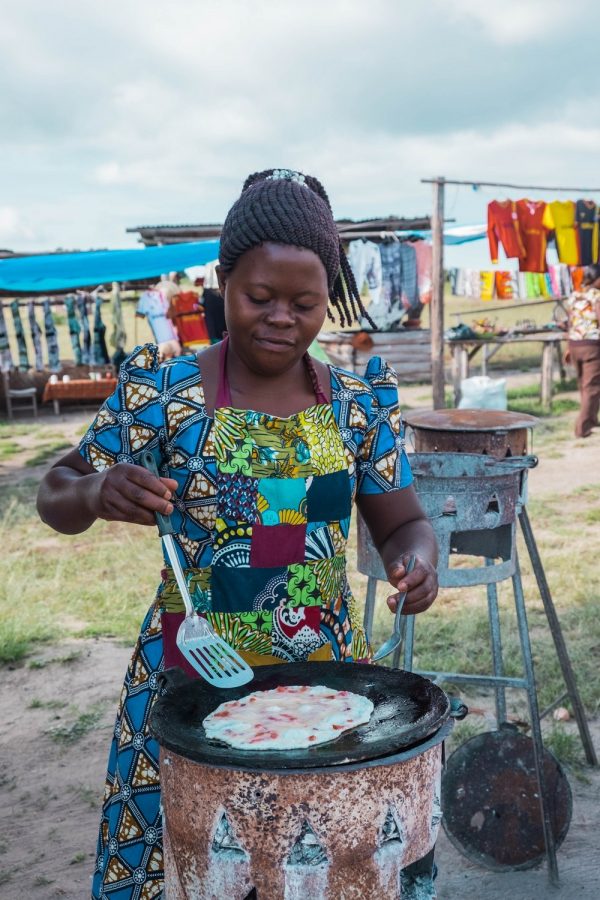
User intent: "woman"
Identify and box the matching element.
[37,169,439,899]
[564,263,600,437]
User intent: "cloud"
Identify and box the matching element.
[1,0,599,255]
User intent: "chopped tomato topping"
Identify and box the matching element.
[213,711,230,718]
[308,735,316,741]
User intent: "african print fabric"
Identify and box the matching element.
[10,300,29,370]
[42,299,60,371]
[80,342,412,898]
[28,300,44,370]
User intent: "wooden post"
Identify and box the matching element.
[431,177,445,408]
[540,342,554,410]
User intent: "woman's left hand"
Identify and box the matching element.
[386,555,438,616]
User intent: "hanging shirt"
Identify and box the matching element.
[137,290,178,344]
[516,199,554,273]
[347,240,383,308]
[10,300,29,370]
[169,291,209,346]
[487,200,525,262]
[575,200,599,266]
[549,200,579,265]
[65,295,82,365]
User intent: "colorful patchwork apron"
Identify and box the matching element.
[159,336,370,675]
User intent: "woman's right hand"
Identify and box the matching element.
[88,463,178,526]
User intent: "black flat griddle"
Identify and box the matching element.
[149,662,450,770]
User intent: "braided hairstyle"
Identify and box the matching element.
[219,168,371,327]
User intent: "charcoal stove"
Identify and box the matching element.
[358,407,597,885]
[150,663,458,899]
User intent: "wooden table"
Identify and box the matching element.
[42,378,118,415]
[448,331,567,409]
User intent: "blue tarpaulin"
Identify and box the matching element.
[0,240,221,294]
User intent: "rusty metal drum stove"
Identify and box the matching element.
[150,663,454,899]
[358,408,596,885]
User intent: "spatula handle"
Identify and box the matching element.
[393,554,416,632]
[140,449,175,536]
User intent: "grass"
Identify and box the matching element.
[45,702,107,745]
[25,441,72,467]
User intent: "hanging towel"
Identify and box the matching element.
[0,303,14,371]
[479,271,495,301]
[42,299,61,371]
[10,300,29,370]
[65,295,82,365]
[495,271,514,300]
[27,300,44,370]
[110,282,127,368]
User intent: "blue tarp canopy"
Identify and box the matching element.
[0,240,221,294]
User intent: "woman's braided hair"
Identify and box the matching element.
[219,168,371,326]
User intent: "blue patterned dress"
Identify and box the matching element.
[79,343,412,899]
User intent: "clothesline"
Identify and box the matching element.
[422,177,600,193]
[450,296,567,319]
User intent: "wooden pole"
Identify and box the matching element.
[430,177,445,409]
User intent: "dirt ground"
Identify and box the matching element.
[1,383,599,899]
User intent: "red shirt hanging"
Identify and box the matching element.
[487,200,526,263]
[516,199,554,273]
[169,291,209,346]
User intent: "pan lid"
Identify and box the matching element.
[404,409,538,431]
[149,662,450,770]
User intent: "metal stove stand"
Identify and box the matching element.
[359,449,597,886]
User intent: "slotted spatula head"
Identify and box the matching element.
[140,450,253,688]
[177,615,254,687]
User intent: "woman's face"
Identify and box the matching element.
[217,242,330,375]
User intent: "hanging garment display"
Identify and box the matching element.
[136,290,178,344]
[92,294,110,365]
[412,240,433,305]
[494,271,514,300]
[10,300,29,370]
[169,291,209,347]
[110,282,127,369]
[76,293,91,365]
[347,240,383,308]
[575,200,599,265]
[549,200,579,265]
[398,242,420,315]
[571,267,585,291]
[42,299,60,371]
[0,303,14,371]
[487,200,525,262]
[479,271,495,301]
[380,242,402,308]
[516,199,554,273]
[27,300,44,371]
[64,295,82,365]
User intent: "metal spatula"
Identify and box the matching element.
[140,450,253,688]
[372,555,416,662]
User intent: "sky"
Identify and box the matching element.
[1,0,600,268]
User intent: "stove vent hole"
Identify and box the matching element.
[380,805,404,846]
[212,811,247,858]
[287,821,328,866]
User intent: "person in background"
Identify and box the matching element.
[564,263,600,437]
[202,258,227,342]
[156,271,181,303]
[37,168,439,900]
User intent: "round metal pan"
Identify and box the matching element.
[149,662,450,770]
